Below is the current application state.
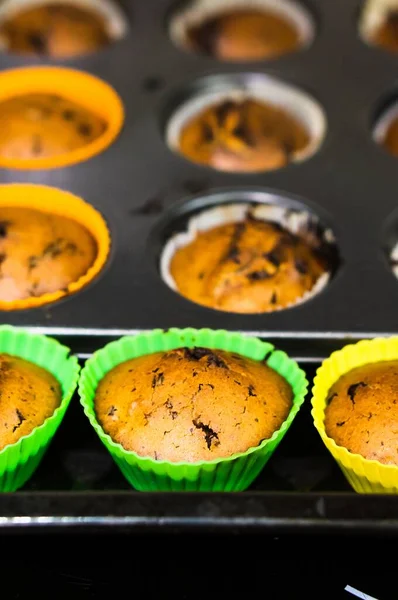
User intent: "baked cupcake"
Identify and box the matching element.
[0,206,97,302]
[95,347,293,462]
[162,203,334,314]
[0,352,61,450]
[0,2,110,58]
[178,98,310,172]
[0,93,106,160]
[187,8,301,61]
[79,328,308,491]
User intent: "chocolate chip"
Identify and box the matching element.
[171,411,178,420]
[247,270,273,281]
[165,400,173,409]
[62,110,76,121]
[107,406,117,416]
[0,253,6,266]
[0,222,10,239]
[184,347,228,368]
[192,418,219,450]
[28,256,38,270]
[295,259,308,275]
[152,372,164,388]
[327,393,337,405]
[336,421,346,427]
[202,122,214,143]
[248,385,257,397]
[27,32,47,53]
[214,100,236,126]
[43,239,63,258]
[347,382,367,403]
[234,380,242,385]
[78,123,93,137]
[12,409,26,433]
[198,272,205,280]
[270,291,278,305]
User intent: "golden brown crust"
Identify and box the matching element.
[95,347,293,463]
[188,9,300,61]
[170,218,327,313]
[382,115,398,157]
[0,3,110,58]
[325,360,398,465]
[178,98,309,172]
[0,207,97,302]
[372,11,398,53]
[0,93,106,160]
[0,353,61,450]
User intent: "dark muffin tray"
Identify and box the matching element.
[0,0,397,535]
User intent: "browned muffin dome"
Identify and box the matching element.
[178,98,310,172]
[0,206,97,302]
[95,347,293,463]
[187,8,301,61]
[325,360,398,465]
[381,114,398,157]
[0,93,106,161]
[169,217,328,314]
[371,10,398,53]
[0,353,61,450]
[0,3,110,58]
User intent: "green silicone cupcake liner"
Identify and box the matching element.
[79,328,308,492]
[0,325,80,492]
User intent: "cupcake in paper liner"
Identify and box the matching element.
[311,337,398,494]
[169,0,315,61]
[0,0,129,58]
[160,201,337,314]
[0,325,79,492]
[78,328,308,492]
[373,100,398,159]
[359,0,398,54]
[0,183,110,311]
[165,74,326,173]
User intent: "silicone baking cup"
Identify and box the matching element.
[0,183,110,311]
[0,326,79,492]
[0,65,124,169]
[312,337,398,494]
[79,328,308,492]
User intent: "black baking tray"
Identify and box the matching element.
[0,0,397,534]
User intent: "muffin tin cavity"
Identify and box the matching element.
[373,96,398,159]
[359,0,398,54]
[0,65,124,170]
[0,0,129,58]
[157,189,339,315]
[0,184,110,311]
[164,73,326,173]
[168,0,315,61]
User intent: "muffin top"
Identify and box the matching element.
[0,206,97,302]
[325,360,398,465]
[169,217,328,313]
[187,9,300,61]
[0,3,110,58]
[0,353,61,450]
[371,11,398,53]
[381,114,398,157]
[178,98,309,172]
[0,93,106,161]
[95,347,293,463]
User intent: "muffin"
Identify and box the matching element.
[187,8,301,61]
[0,206,97,302]
[370,10,398,53]
[0,2,110,58]
[0,93,106,161]
[178,98,310,172]
[324,360,398,466]
[168,216,328,313]
[95,346,293,463]
[0,352,61,450]
[381,114,398,157]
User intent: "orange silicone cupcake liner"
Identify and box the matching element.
[0,183,110,311]
[0,66,124,170]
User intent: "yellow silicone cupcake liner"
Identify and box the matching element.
[311,337,398,494]
[0,183,110,311]
[0,66,124,170]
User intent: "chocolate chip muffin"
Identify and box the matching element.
[0,3,110,58]
[187,8,301,61]
[0,353,61,450]
[177,98,310,172]
[0,93,106,160]
[95,347,292,463]
[0,206,97,302]
[169,217,328,313]
[325,360,398,465]
[381,114,398,157]
[371,10,398,53]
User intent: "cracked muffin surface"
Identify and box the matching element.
[177,98,310,172]
[0,93,106,161]
[0,206,97,302]
[95,347,292,462]
[0,353,61,450]
[0,3,110,58]
[169,217,328,314]
[187,8,301,61]
[325,360,398,465]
